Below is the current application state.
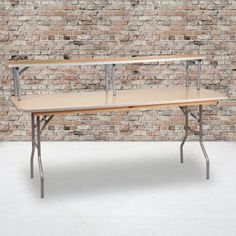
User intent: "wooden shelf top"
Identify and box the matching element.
[10,87,226,115]
[8,54,205,68]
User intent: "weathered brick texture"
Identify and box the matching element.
[0,0,235,141]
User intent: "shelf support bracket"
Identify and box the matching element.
[185,61,189,87]
[112,64,116,96]
[12,66,29,101]
[105,64,109,92]
[196,59,201,90]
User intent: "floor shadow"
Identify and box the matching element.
[25,153,206,199]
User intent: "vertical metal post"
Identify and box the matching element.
[199,105,210,179]
[36,116,44,198]
[180,106,189,163]
[15,67,21,100]
[12,68,17,96]
[105,64,109,92]
[112,64,116,96]
[185,61,189,87]
[30,113,35,178]
[197,60,201,90]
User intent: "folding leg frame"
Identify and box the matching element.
[30,113,54,198]
[30,105,210,198]
[179,105,210,179]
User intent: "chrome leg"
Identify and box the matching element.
[112,64,116,96]
[15,67,21,101]
[30,113,35,178]
[197,60,201,90]
[180,106,188,163]
[185,61,189,87]
[199,105,210,179]
[179,105,210,179]
[105,64,109,92]
[30,114,54,198]
[36,116,44,198]
[13,68,17,96]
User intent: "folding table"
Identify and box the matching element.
[9,54,227,198]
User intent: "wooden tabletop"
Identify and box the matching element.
[10,87,226,115]
[8,54,205,69]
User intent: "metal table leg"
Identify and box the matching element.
[199,105,210,179]
[179,105,210,179]
[30,113,35,178]
[180,106,189,163]
[30,113,54,198]
[36,115,44,198]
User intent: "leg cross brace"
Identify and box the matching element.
[30,114,54,198]
[179,105,210,179]
[29,105,210,198]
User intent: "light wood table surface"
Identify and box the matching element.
[10,86,226,116]
[8,54,205,68]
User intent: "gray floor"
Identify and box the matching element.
[0,142,235,236]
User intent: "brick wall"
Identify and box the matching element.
[0,0,235,141]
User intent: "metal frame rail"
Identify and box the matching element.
[10,56,211,198]
[11,55,204,101]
